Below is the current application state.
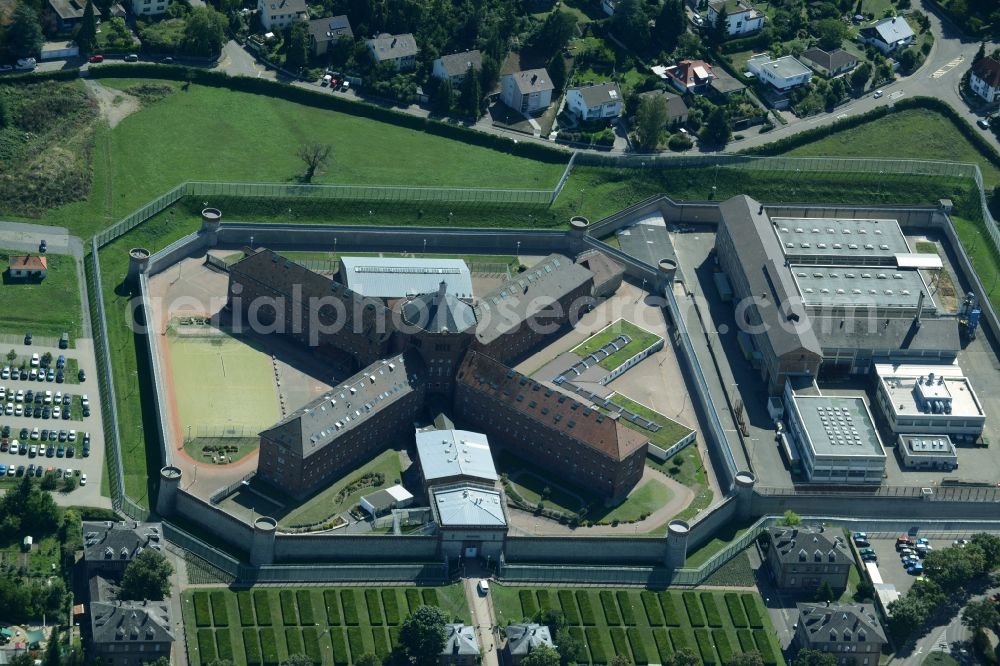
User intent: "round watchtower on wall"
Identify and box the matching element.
[126,248,151,283]
[665,519,690,569]
[201,208,222,247]
[156,466,182,518]
[734,470,756,521]
[250,516,278,566]
[658,258,678,292]
[569,216,590,252]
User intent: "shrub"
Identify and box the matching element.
[365,589,384,624]
[626,627,648,664]
[753,629,777,665]
[389,626,401,648]
[303,627,321,663]
[725,593,748,628]
[382,589,401,625]
[244,628,263,666]
[297,590,315,625]
[616,591,637,625]
[341,590,359,625]
[210,590,229,626]
[537,589,555,613]
[285,628,304,655]
[600,591,622,625]
[216,629,234,661]
[660,593,682,626]
[324,590,341,625]
[405,588,422,615]
[194,591,212,627]
[254,590,272,626]
[577,591,597,625]
[683,592,705,627]
[586,627,609,664]
[520,589,539,618]
[700,593,723,628]
[641,592,664,626]
[668,133,694,151]
[347,627,365,660]
[610,627,629,658]
[421,588,439,606]
[737,629,756,652]
[260,628,279,666]
[559,590,580,625]
[741,594,764,628]
[238,591,255,626]
[197,628,216,661]
[713,629,733,663]
[280,590,298,625]
[372,627,390,657]
[330,629,349,666]
[695,629,717,665]
[668,628,690,653]
[653,630,673,663]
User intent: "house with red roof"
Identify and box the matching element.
[7,255,47,280]
[970,56,1000,104]
[663,59,715,94]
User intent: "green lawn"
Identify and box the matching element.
[0,251,82,339]
[572,319,662,371]
[492,584,786,666]
[607,394,693,450]
[645,446,714,525]
[182,584,470,666]
[922,653,960,666]
[684,521,755,568]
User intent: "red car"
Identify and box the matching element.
[88,54,104,63]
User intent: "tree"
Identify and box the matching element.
[668,649,700,666]
[962,599,1000,633]
[897,48,919,74]
[280,656,313,666]
[40,473,57,491]
[780,510,802,526]
[886,595,930,642]
[793,650,837,666]
[399,606,448,665]
[970,532,1000,570]
[6,350,16,363]
[548,55,567,95]
[458,65,482,118]
[522,645,562,666]
[609,656,632,666]
[530,11,577,59]
[285,21,310,70]
[433,78,454,114]
[726,653,764,666]
[93,0,112,21]
[815,581,835,602]
[711,3,728,42]
[853,579,875,602]
[814,18,847,50]
[353,655,380,666]
[555,628,585,666]
[41,352,52,367]
[6,3,44,59]
[43,627,59,666]
[923,546,986,594]
[850,62,871,91]
[75,1,98,55]
[297,143,332,182]
[700,106,730,146]
[612,0,650,51]
[183,6,227,57]
[634,95,668,151]
[654,0,687,52]
[120,549,173,601]
[974,42,986,64]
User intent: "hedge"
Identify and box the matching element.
[626,627,648,665]
[193,591,212,627]
[303,627,322,663]
[660,593,682,627]
[725,593,748,628]
[389,626,401,648]
[653,630,674,663]
[372,627,390,657]
[405,589,422,615]
[668,628,691,654]
[616,591,637,626]
[600,591,622,626]
[0,69,81,84]
[537,589,556,613]
[610,627,630,660]
[694,629,717,665]
[297,590,315,625]
[347,627,365,660]
[569,627,587,660]
[586,627,609,664]
[641,592,664,626]
[700,592,723,628]
[559,590,580,625]
[280,590,298,625]
[244,628,263,666]
[365,589,384,624]
[382,589,402,625]
[421,589,440,606]
[197,628,216,661]
[520,589,539,618]
[238,591,255,626]
[737,629,756,653]
[683,592,705,627]
[210,590,229,627]
[741,594,764,629]
[577,591,597,626]
[325,590,342,625]
[331,628,349,666]
[216,629,234,662]
[753,629,777,666]
[285,628,304,656]
[341,590,360,625]
[713,629,734,663]
[254,590,273,626]
[260,628,280,666]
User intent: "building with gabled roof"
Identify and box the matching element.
[500,69,554,115]
[367,33,419,70]
[89,599,174,665]
[432,50,483,85]
[970,56,1000,104]
[800,48,858,77]
[766,525,853,591]
[257,0,306,30]
[7,255,47,280]
[82,521,164,576]
[795,602,887,665]
[430,483,508,558]
[565,82,623,120]
[308,16,353,56]
[416,428,498,487]
[338,256,473,301]
[859,16,915,54]
[708,0,765,36]
[441,623,480,665]
[663,59,714,94]
[505,624,555,665]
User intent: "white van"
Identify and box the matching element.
[477,580,490,595]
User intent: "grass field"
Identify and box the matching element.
[608,394,693,451]
[0,251,83,339]
[684,521,755,567]
[167,334,278,439]
[645,446,713,525]
[922,653,960,666]
[572,320,663,371]
[181,584,470,666]
[492,585,786,666]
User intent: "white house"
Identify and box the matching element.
[746,53,813,91]
[367,33,419,71]
[660,59,714,94]
[500,69,554,115]
[565,82,622,121]
[257,0,307,30]
[129,0,168,17]
[970,56,1000,104]
[707,0,765,37]
[432,50,482,85]
[859,16,915,54]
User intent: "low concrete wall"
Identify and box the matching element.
[272,534,440,563]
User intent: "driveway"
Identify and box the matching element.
[464,577,500,666]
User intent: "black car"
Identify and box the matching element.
[62,410,71,420]
[18,369,27,381]
[78,369,86,382]
[82,446,90,457]
[38,240,46,253]
[24,390,33,403]
[24,333,31,345]
[62,394,71,406]
[41,407,50,419]
[40,429,48,440]
[56,447,64,458]
[0,426,8,437]
[32,407,41,418]
[82,407,89,418]
[19,428,28,440]
[66,447,75,458]
[15,465,24,476]
[34,466,42,477]
[27,464,35,475]
[48,430,57,442]
[56,372,63,384]
[46,446,54,457]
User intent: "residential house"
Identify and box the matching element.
[859,16,915,54]
[800,48,859,77]
[663,59,714,94]
[367,33,419,71]
[432,50,482,85]
[708,68,747,99]
[307,16,353,57]
[639,89,689,125]
[601,0,617,15]
[257,0,307,30]
[970,56,1000,104]
[746,53,813,91]
[795,602,887,666]
[129,0,167,17]
[82,522,164,576]
[505,624,555,665]
[89,598,175,666]
[766,526,853,592]
[440,624,480,665]
[565,82,623,121]
[46,0,125,31]
[7,255,47,281]
[500,69,554,115]
[707,0,765,36]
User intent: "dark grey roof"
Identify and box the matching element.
[368,33,418,61]
[260,351,424,458]
[812,316,959,354]
[509,69,553,94]
[797,602,887,646]
[639,90,689,117]
[83,522,163,563]
[571,82,622,108]
[769,526,851,565]
[506,624,554,656]
[308,15,353,45]
[402,282,477,334]
[437,50,482,77]
[710,68,747,94]
[719,196,822,357]
[90,601,174,645]
[442,624,480,656]
[800,48,858,72]
[262,0,306,16]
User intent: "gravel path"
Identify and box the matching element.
[84,80,140,129]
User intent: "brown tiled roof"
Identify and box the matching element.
[455,351,648,461]
[9,255,47,271]
[666,59,713,87]
[973,56,1000,88]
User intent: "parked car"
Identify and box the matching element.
[88,54,104,63]
[59,333,68,349]
[862,553,878,562]
[873,89,884,98]
[78,369,86,382]
[907,562,924,575]
[56,356,65,369]
[953,539,970,548]
[30,354,39,368]
[859,548,876,556]
[977,119,990,130]
[24,333,31,345]
[15,58,36,71]
[124,54,139,62]
[39,240,46,253]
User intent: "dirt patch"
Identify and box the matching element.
[84,80,141,129]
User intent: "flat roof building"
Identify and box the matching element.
[874,364,985,439]
[338,257,473,301]
[430,483,508,559]
[360,484,414,517]
[416,429,498,487]
[772,216,910,265]
[790,265,932,317]
[896,434,958,471]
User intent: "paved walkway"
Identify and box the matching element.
[463,575,500,666]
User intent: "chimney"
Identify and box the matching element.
[914,290,925,328]
[531,74,538,84]
[391,37,397,47]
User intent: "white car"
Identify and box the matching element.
[4,404,12,416]
[81,395,90,409]
[30,428,39,440]
[68,430,77,442]
[1,367,9,379]
[14,390,23,403]
[52,406,61,419]
[10,442,18,455]
[30,353,39,367]
[873,89,883,98]
[64,468,74,478]
[80,473,87,486]
[14,405,22,417]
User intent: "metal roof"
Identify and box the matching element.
[432,485,507,527]
[866,16,914,45]
[791,395,886,459]
[401,284,477,333]
[416,429,498,483]
[772,216,910,261]
[900,434,957,457]
[339,256,473,299]
[812,315,959,353]
[791,265,932,310]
